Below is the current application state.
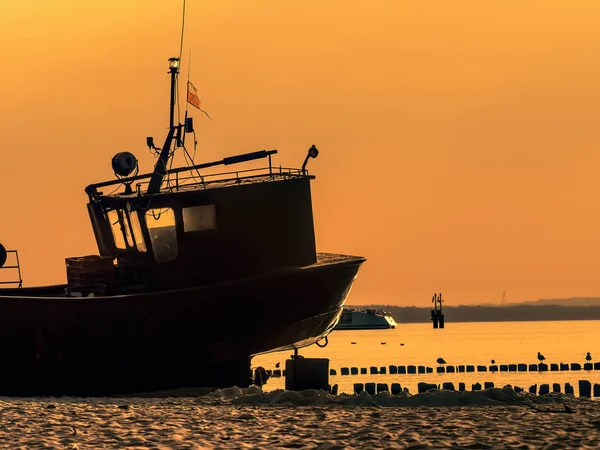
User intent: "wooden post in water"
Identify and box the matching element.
[431,293,445,329]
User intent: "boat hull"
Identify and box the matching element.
[0,253,364,396]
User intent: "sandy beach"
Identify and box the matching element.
[1,387,599,449]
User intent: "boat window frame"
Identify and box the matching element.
[107,209,127,250]
[126,208,147,252]
[106,208,148,253]
[182,204,218,233]
[145,207,178,263]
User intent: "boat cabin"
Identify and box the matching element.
[82,150,319,294]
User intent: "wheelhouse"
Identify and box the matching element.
[85,151,319,293]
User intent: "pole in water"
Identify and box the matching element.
[431,293,439,328]
[431,293,445,329]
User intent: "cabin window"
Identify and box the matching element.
[182,205,217,232]
[128,210,147,252]
[145,208,178,262]
[121,211,135,249]
[107,210,126,250]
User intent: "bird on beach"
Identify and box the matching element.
[586,352,592,362]
[491,359,495,364]
[437,357,446,367]
[537,352,546,363]
[275,362,280,368]
[564,403,574,414]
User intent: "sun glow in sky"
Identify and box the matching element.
[2,0,600,305]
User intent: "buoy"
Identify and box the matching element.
[0,243,7,268]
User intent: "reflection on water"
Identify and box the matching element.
[252,320,600,396]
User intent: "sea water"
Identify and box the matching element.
[1,320,599,448]
[253,320,600,396]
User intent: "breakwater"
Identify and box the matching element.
[266,361,600,378]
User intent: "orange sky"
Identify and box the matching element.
[2,0,600,306]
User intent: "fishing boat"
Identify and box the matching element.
[333,307,396,330]
[0,57,366,396]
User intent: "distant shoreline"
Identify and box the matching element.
[358,304,600,323]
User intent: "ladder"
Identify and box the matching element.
[0,249,23,288]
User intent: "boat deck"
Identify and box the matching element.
[0,253,365,300]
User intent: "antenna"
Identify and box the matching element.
[177,0,187,124]
[501,291,506,306]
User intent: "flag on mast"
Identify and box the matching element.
[187,81,202,109]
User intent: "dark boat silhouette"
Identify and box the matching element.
[0,57,366,396]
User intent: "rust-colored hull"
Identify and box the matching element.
[0,253,364,396]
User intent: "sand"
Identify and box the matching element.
[0,387,599,448]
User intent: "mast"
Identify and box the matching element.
[147,57,180,195]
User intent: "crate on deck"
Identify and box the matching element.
[65,255,115,287]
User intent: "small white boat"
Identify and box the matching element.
[334,307,397,330]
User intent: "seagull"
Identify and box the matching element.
[586,352,592,363]
[351,342,357,345]
[381,342,387,345]
[437,357,446,367]
[537,352,546,363]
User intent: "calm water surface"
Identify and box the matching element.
[253,320,600,396]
